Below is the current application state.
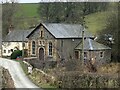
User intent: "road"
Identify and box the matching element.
[0,58,40,88]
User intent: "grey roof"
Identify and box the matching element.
[27,23,94,39]
[3,29,33,42]
[75,38,111,50]
[43,23,94,38]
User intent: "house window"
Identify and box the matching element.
[40,26,44,38]
[100,51,104,58]
[4,50,6,53]
[43,41,45,44]
[41,31,43,38]
[40,41,42,44]
[8,50,11,53]
[32,41,36,54]
[84,52,88,58]
[84,52,88,60]
[75,51,79,59]
[61,40,63,47]
[49,42,52,56]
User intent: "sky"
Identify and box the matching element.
[19,0,39,3]
[18,0,120,3]
[1,0,119,3]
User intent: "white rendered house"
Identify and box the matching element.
[2,30,32,57]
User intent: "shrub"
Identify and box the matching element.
[11,50,22,59]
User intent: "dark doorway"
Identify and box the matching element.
[39,48,44,61]
[75,51,79,59]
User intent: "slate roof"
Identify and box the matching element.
[75,38,111,50]
[27,23,94,39]
[3,29,33,42]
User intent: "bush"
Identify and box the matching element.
[11,50,22,59]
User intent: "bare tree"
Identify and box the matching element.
[2,0,18,38]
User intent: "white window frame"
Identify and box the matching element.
[48,42,53,56]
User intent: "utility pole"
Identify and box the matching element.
[22,30,24,61]
[81,2,86,67]
[81,29,85,67]
[0,4,2,57]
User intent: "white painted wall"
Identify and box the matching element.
[0,49,1,57]
[2,42,28,56]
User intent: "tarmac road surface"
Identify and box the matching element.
[0,58,40,88]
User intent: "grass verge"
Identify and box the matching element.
[11,58,57,89]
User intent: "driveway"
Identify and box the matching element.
[0,58,39,88]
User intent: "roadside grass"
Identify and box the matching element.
[97,62,120,75]
[10,58,57,89]
[29,68,58,89]
[5,58,120,88]
[40,84,57,89]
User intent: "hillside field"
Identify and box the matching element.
[15,3,39,18]
[14,3,110,35]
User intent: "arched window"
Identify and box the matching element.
[49,42,52,56]
[32,41,36,54]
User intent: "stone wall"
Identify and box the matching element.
[0,67,2,89]
[0,67,15,88]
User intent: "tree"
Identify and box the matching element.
[97,2,119,62]
[37,2,108,24]
[2,0,18,38]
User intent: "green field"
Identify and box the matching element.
[14,3,110,35]
[15,3,39,18]
[85,11,111,35]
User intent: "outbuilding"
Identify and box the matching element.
[75,38,111,66]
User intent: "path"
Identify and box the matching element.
[0,58,40,88]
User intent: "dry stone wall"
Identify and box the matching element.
[0,67,15,88]
[0,67,2,89]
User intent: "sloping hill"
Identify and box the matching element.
[15,3,39,18]
[85,11,110,35]
[14,3,110,35]
[13,3,40,29]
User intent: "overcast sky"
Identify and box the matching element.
[19,0,39,3]
[0,0,119,3]
[18,0,120,3]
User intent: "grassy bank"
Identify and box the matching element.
[11,58,57,88]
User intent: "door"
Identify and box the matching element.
[89,51,96,65]
[39,48,44,61]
